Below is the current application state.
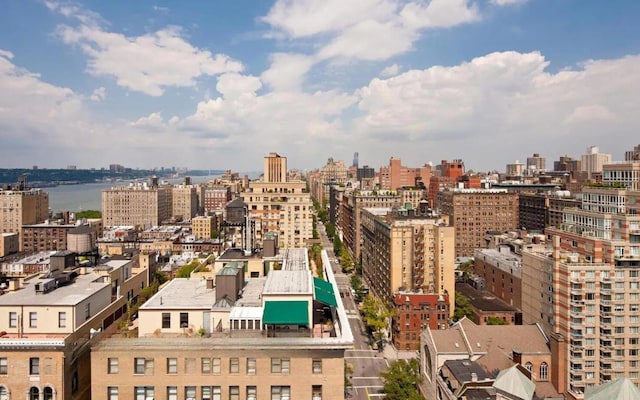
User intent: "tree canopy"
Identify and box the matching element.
[380,359,424,400]
[453,292,474,322]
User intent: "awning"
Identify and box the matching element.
[263,300,309,325]
[313,277,337,307]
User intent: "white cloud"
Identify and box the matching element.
[49,3,243,96]
[90,86,106,101]
[353,52,640,169]
[264,0,479,62]
[490,0,527,5]
[152,5,170,13]
[216,73,262,99]
[261,53,314,92]
[380,64,401,78]
[130,112,165,128]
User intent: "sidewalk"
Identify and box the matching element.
[380,342,420,361]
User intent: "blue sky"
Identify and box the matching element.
[1,0,639,172]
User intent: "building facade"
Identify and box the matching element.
[102,182,172,228]
[392,293,449,351]
[0,188,49,250]
[436,189,519,258]
[172,184,198,222]
[360,208,455,314]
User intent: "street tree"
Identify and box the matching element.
[380,358,424,400]
[453,292,474,321]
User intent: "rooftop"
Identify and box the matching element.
[142,278,216,309]
[0,267,109,306]
[456,283,518,312]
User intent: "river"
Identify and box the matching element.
[44,176,221,213]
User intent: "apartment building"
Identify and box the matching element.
[581,146,612,180]
[378,157,431,190]
[602,161,640,191]
[0,253,149,400]
[436,189,519,257]
[21,222,75,252]
[202,185,232,214]
[0,187,49,250]
[241,153,313,248]
[474,245,523,309]
[192,215,218,240]
[102,181,172,228]
[392,293,449,351]
[360,208,455,314]
[90,248,353,400]
[172,184,198,222]
[309,157,349,205]
[340,190,402,260]
[521,187,640,397]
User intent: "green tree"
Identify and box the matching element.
[486,316,509,325]
[333,235,342,257]
[380,359,424,400]
[453,292,474,321]
[75,210,102,219]
[360,294,393,343]
[340,250,354,273]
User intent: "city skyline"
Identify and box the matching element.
[1,0,639,172]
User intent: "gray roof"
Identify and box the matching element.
[585,378,640,400]
[0,268,109,306]
[444,359,492,383]
[142,278,215,309]
[263,270,311,294]
[493,365,535,400]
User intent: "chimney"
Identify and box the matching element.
[470,372,478,382]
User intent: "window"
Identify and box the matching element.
[312,385,322,400]
[134,386,154,400]
[29,312,37,328]
[201,358,211,374]
[134,358,154,375]
[29,387,39,400]
[162,313,171,329]
[271,358,290,374]
[85,303,90,320]
[108,387,119,400]
[229,386,239,400]
[108,358,119,374]
[29,358,39,375]
[212,387,221,400]
[58,312,67,328]
[167,358,178,374]
[0,358,6,375]
[271,386,290,400]
[9,312,17,328]
[524,362,532,371]
[167,387,177,400]
[540,362,548,381]
[247,387,257,400]
[229,358,239,373]
[185,386,196,400]
[247,358,256,375]
[212,358,221,374]
[312,359,322,374]
[0,386,8,400]
[180,313,189,328]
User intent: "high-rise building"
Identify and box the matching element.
[526,153,547,173]
[522,185,640,396]
[172,183,198,221]
[0,187,49,250]
[505,160,525,177]
[581,146,612,179]
[360,208,455,314]
[202,185,232,214]
[241,153,312,248]
[625,144,640,161]
[339,190,402,260]
[102,181,172,228]
[263,152,287,183]
[436,189,519,257]
[380,158,432,190]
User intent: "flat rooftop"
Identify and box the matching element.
[456,283,517,312]
[142,278,215,309]
[0,268,109,306]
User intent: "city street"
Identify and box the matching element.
[317,223,389,399]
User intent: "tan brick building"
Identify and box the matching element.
[436,189,519,257]
[0,254,149,400]
[191,215,217,239]
[360,208,455,315]
[172,184,198,222]
[102,182,172,228]
[0,188,49,250]
[91,248,352,400]
[241,153,313,248]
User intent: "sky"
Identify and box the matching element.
[1,0,639,172]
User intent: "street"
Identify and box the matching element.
[317,223,389,400]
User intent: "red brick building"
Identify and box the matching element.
[391,293,449,350]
